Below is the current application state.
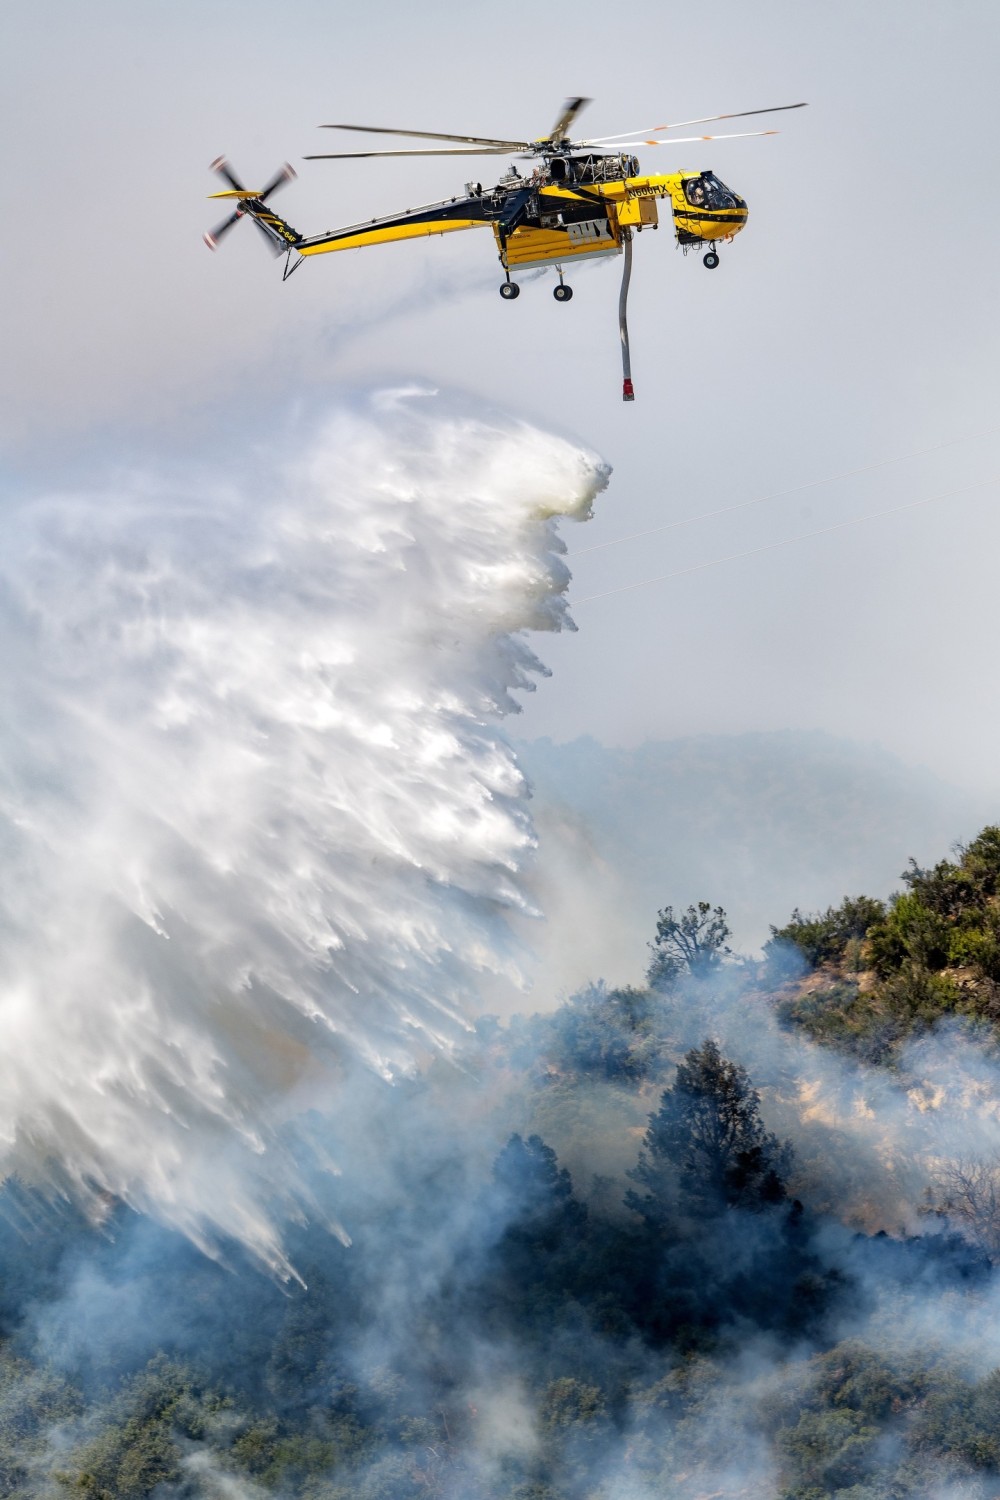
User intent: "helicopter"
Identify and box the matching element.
[204,98,806,400]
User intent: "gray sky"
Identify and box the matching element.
[4,0,999,794]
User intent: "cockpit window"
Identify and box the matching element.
[684,174,739,210]
[705,174,738,208]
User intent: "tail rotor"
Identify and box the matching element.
[203,157,298,253]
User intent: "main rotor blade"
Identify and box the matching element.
[259,162,297,201]
[582,101,807,145]
[546,96,590,142]
[604,129,780,147]
[209,155,245,192]
[304,145,518,159]
[203,209,242,250]
[319,123,530,149]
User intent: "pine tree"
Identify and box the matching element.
[626,1039,791,1224]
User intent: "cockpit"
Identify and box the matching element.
[683,172,743,210]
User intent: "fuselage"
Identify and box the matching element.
[292,152,747,269]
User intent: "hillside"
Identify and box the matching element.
[5,824,1000,1497]
[767,825,1000,1063]
[514,730,991,995]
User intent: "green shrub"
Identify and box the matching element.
[948,911,1000,982]
[866,893,952,977]
[903,827,1000,917]
[767,896,886,971]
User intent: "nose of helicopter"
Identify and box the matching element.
[674,206,748,250]
[670,172,748,249]
[723,205,749,238]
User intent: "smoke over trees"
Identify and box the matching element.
[1,835,1000,1495]
[932,1156,1000,1263]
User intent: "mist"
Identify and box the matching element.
[0,388,604,1271]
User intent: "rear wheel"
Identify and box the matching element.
[553,284,573,302]
[702,251,720,269]
[500,281,520,299]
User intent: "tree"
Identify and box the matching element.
[900,826,1000,919]
[766,894,886,970]
[484,1135,588,1331]
[546,984,663,1081]
[866,890,952,977]
[492,1133,579,1230]
[490,1134,588,1259]
[626,1040,791,1223]
[646,903,732,988]
[932,1155,1000,1262]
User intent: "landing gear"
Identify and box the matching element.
[702,248,720,269]
[499,280,520,299]
[553,283,573,302]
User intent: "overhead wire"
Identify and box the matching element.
[572,476,998,606]
[569,423,1000,559]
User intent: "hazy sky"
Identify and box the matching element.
[4,0,999,794]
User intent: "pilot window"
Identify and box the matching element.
[684,175,739,210]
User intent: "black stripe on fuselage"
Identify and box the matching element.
[298,194,496,250]
[672,208,747,225]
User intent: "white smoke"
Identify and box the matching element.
[0,387,607,1273]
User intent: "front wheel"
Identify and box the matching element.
[553,284,573,302]
[702,251,720,269]
[500,281,520,299]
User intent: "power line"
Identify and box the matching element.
[569,424,1000,559]
[572,477,998,606]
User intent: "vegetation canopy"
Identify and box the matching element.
[4,826,1000,1497]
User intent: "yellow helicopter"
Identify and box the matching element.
[205,98,806,400]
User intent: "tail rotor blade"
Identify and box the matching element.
[203,208,242,250]
[259,162,297,202]
[209,155,245,193]
[250,216,284,256]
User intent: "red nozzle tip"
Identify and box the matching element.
[622,378,635,402]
